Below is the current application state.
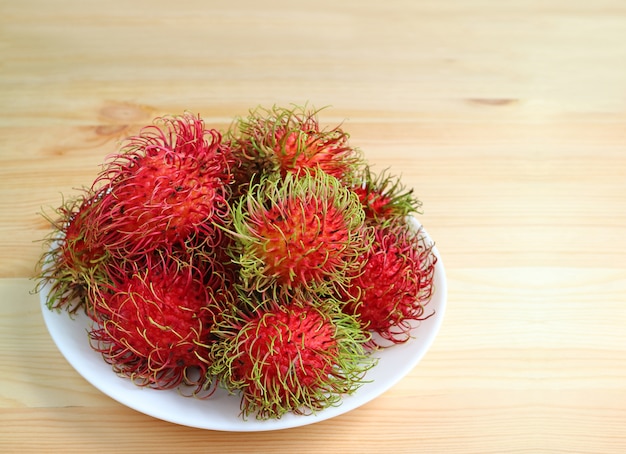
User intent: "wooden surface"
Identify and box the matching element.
[1,0,626,452]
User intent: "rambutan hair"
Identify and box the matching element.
[343,219,437,347]
[226,104,362,196]
[208,296,374,419]
[229,170,372,297]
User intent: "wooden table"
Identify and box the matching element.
[2,0,625,452]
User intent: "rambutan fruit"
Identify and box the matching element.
[230,170,372,297]
[342,220,437,346]
[36,187,112,314]
[88,251,227,393]
[35,105,442,421]
[94,113,235,257]
[227,105,362,196]
[209,296,373,419]
[350,166,422,225]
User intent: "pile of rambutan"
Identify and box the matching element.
[37,105,437,420]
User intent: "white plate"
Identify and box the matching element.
[39,223,447,432]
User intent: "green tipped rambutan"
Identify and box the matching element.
[350,166,422,225]
[230,171,372,296]
[36,187,112,314]
[88,251,226,393]
[209,297,373,419]
[227,105,362,195]
[342,220,437,346]
[95,113,235,257]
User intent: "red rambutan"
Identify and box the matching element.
[342,220,437,346]
[350,166,422,225]
[94,113,235,256]
[88,251,226,393]
[209,297,373,419]
[227,105,362,195]
[230,171,372,296]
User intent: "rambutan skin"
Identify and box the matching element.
[209,297,373,419]
[342,220,437,346]
[87,252,225,392]
[229,171,372,297]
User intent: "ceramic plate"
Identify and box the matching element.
[39,222,447,432]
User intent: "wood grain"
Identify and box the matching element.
[2,0,626,452]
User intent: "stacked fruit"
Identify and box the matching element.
[38,106,437,420]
